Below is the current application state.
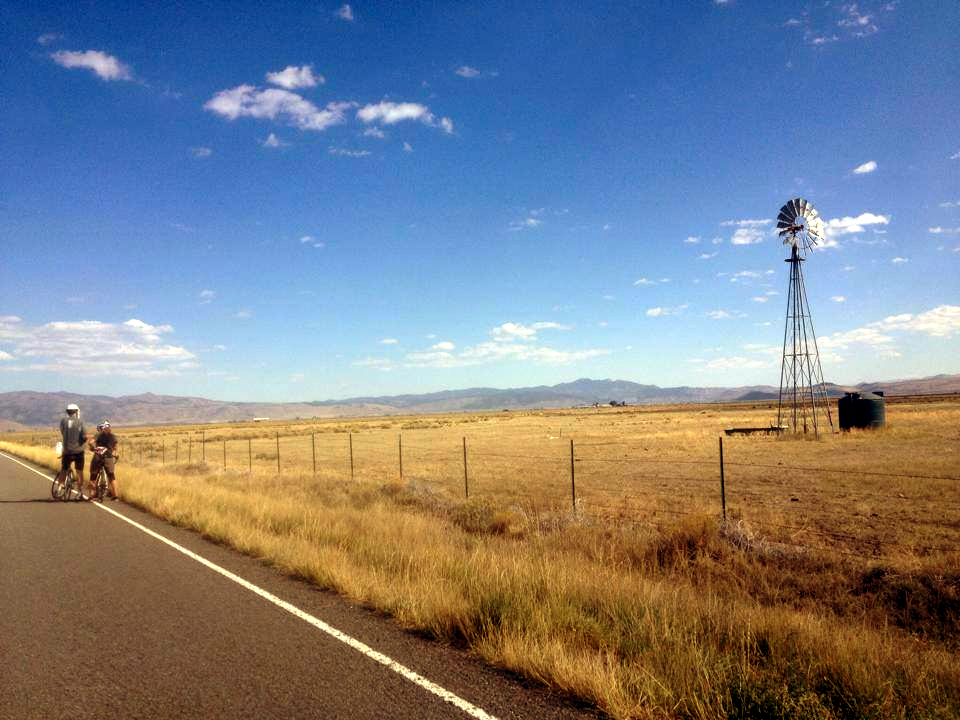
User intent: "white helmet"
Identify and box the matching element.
[66,403,80,413]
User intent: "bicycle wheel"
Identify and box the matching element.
[65,468,80,501]
[51,474,61,500]
[96,469,108,501]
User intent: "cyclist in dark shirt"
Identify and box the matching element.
[88,421,121,500]
[56,404,87,493]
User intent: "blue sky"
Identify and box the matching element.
[1,1,958,402]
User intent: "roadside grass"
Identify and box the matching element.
[5,399,960,718]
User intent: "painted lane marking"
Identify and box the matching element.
[0,451,498,720]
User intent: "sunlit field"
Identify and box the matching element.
[6,396,959,719]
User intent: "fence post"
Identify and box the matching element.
[276,433,281,474]
[570,438,576,512]
[349,433,354,481]
[398,434,403,482]
[719,436,727,521]
[312,433,316,475]
[463,437,469,498]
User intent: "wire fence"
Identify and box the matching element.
[17,428,960,561]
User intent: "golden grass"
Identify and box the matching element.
[6,398,960,718]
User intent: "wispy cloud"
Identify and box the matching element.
[199,289,216,304]
[0,316,196,377]
[189,146,213,158]
[646,304,688,317]
[929,226,960,235]
[37,33,63,46]
[328,147,371,158]
[852,160,878,174]
[356,101,454,134]
[51,49,133,81]
[261,132,288,148]
[455,66,482,78]
[402,322,604,369]
[379,338,399,345]
[337,4,354,21]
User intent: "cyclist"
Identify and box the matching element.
[88,420,121,500]
[56,403,87,497]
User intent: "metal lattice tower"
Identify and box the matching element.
[775,198,834,437]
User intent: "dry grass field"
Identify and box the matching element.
[5,397,959,719]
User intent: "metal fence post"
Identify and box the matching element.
[719,436,727,521]
[463,437,469,498]
[570,438,576,512]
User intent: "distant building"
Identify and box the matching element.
[253,417,270,422]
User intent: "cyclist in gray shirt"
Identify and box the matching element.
[57,403,88,496]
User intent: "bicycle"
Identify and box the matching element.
[93,464,109,502]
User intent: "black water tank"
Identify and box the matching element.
[838,391,886,430]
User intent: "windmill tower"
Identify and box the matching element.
[775,198,834,437]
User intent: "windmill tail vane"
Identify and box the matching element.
[776,198,834,437]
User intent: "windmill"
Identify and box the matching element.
[775,198,834,437]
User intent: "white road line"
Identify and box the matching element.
[1,451,498,720]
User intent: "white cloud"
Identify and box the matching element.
[633,277,657,286]
[354,357,393,371]
[190,146,213,158]
[0,351,12,361]
[938,200,960,209]
[646,304,687,317]
[356,101,454,134]
[490,321,569,342]
[199,289,216,304]
[432,341,455,351]
[261,132,288,148]
[730,227,767,245]
[509,217,542,231]
[337,4,354,21]
[0,316,196,377]
[929,227,960,235]
[708,310,733,320]
[402,142,413,153]
[379,338,399,345]
[698,252,718,260]
[751,296,769,303]
[234,310,253,320]
[328,147,371,157]
[852,160,878,174]
[951,151,960,160]
[825,212,890,236]
[721,219,771,227]
[266,65,324,89]
[50,49,132,81]
[299,234,324,248]
[363,127,386,139]
[831,295,847,303]
[37,33,63,46]
[455,66,481,78]
[891,257,908,264]
[205,85,354,132]
[685,235,700,244]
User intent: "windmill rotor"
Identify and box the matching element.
[776,197,825,254]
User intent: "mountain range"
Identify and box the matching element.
[1,374,958,429]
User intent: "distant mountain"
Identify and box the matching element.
[1,374,957,428]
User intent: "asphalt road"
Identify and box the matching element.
[0,452,603,720]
